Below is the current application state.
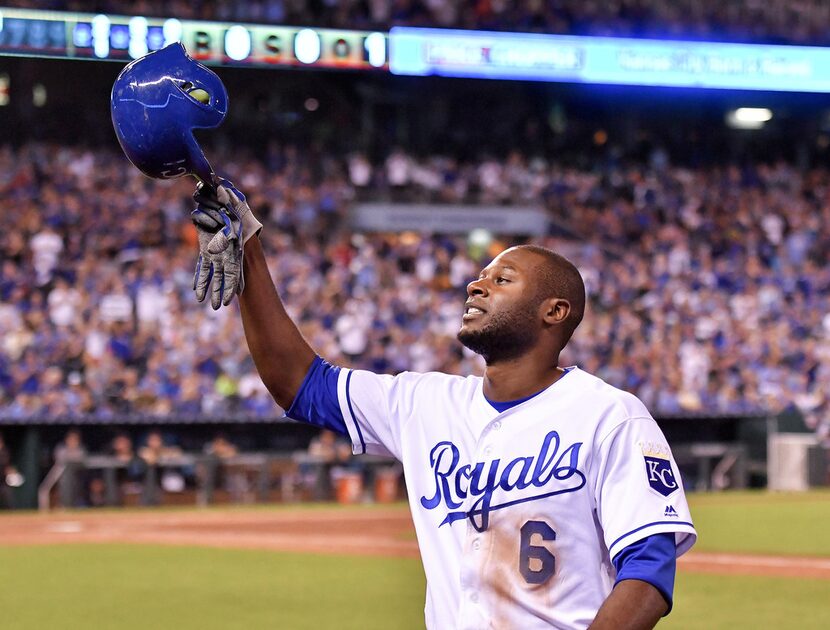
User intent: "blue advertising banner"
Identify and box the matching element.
[390,27,830,92]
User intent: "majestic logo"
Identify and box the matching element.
[664,505,679,517]
[645,456,678,497]
[420,430,585,532]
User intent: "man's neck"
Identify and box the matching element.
[482,351,565,402]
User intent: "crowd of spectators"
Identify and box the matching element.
[11,0,830,45]
[0,141,829,446]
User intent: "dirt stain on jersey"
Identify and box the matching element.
[483,510,560,628]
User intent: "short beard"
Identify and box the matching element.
[457,302,539,364]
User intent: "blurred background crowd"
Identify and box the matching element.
[1,0,829,506]
[9,0,830,45]
[1,141,828,436]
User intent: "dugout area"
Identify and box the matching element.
[2,407,824,511]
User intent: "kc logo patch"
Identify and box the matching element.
[644,456,678,497]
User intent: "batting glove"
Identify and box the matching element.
[191,179,262,309]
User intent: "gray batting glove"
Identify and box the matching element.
[202,177,262,244]
[191,179,261,309]
[216,180,263,246]
[191,178,262,310]
[191,203,242,309]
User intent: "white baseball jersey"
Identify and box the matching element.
[335,366,696,630]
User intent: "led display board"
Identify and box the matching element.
[390,27,830,93]
[0,8,387,70]
[4,8,830,93]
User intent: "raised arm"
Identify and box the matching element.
[191,181,315,410]
[238,235,316,408]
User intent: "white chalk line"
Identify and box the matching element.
[682,552,830,571]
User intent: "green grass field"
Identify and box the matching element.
[0,490,827,629]
[0,545,425,630]
[684,490,830,556]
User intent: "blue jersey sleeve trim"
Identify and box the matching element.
[285,356,347,436]
[613,533,677,614]
[344,370,367,454]
[609,520,694,554]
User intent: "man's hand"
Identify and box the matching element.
[191,179,262,309]
[191,178,262,310]
[192,184,243,309]
[206,179,263,246]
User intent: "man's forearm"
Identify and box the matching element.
[239,236,316,409]
[588,579,668,630]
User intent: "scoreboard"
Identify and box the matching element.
[4,8,830,93]
[0,8,388,70]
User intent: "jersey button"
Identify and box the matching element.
[470,592,479,603]
[484,446,492,456]
[472,539,481,550]
[493,421,501,430]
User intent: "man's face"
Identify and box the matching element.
[457,248,543,364]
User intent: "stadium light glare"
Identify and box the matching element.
[734,108,773,123]
[72,22,92,48]
[726,107,773,129]
[0,10,4,33]
[91,14,110,59]
[163,18,183,46]
[365,32,386,67]
[295,29,321,64]
[128,17,149,59]
[225,25,252,61]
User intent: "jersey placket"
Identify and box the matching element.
[457,414,509,630]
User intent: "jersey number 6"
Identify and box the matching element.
[519,520,556,585]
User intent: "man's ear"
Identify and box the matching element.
[542,298,571,326]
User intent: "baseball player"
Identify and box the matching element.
[192,182,696,629]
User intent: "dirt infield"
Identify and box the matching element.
[0,507,827,579]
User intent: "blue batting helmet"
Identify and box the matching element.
[111,42,228,185]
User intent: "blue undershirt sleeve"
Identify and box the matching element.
[612,532,677,615]
[284,356,347,435]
